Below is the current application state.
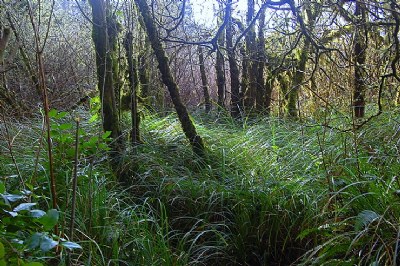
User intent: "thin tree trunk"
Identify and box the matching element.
[226,0,241,118]
[135,0,205,156]
[89,0,122,153]
[353,1,367,118]
[198,46,211,113]
[256,8,266,112]
[124,31,141,145]
[243,0,256,111]
[216,27,226,109]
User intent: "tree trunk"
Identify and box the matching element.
[288,38,311,117]
[226,0,241,118]
[353,1,367,118]
[124,31,141,145]
[243,0,256,112]
[256,8,266,112]
[135,0,205,156]
[216,26,226,109]
[89,0,122,153]
[198,46,211,113]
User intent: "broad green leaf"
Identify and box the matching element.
[56,111,68,119]
[26,233,42,250]
[48,109,58,118]
[29,209,46,218]
[5,210,18,217]
[0,182,5,194]
[61,241,82,250]
[39,235,57,252]
[59,123,72,130]
[2,194,24,202]
[0,259,5,266]
[0,242,4,258]
[13,203,36,212]
[38,209,59,230]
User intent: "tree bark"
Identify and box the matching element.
[89,0,122,152]
[135,0,205,156]
[226,0,241,118]
[243,0,257,112]
[216,19,226,109]
[124,31,141,145]
[256,8,266,112]
[353,1,367,118]
[198,46,211,113]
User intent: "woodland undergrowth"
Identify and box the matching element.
[1,108,400,265]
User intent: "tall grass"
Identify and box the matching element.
[1,109,400,265]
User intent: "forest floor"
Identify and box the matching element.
[1,109,400,265]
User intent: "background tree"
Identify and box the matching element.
[89,0,123,153]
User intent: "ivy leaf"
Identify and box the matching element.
[38,209,59,230]
[13,203,37,212]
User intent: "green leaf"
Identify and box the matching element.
[89,113,99,123]
[56,111,68,119]
[40,235,58,252]
[355,210,380,231]
[102,131,112,139]
[0,259,5,266]
[61,241,82,250]
[29,209,46,218]
[59,123,72,130]
[2,194,24,202]
[13,202,37,212]
[0,242,5,258]
[0,182,5,194]
[38,209,59,230]
[48,109,58,118]
[26,233,42,250]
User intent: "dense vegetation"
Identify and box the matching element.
[0,0,400,265]
[2,109,400,265]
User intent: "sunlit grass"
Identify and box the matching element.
[1,109,400,265]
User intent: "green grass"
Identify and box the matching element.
[1,109,400,265]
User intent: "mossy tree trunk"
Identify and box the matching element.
[287,38,311,117]
[89,0,122,153]
[287,3,317,118]
[353,1,367,118]
[198,46,211,113]
[124,31,141,145]
[135,0,205,156]
[256,8,267,112]
[226,0,241,118]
